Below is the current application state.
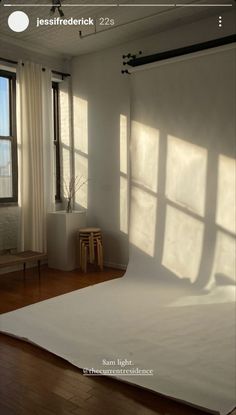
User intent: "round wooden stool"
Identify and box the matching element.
[79,227,103,273]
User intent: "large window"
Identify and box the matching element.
[0,70,17,203]
[52,82,61,201]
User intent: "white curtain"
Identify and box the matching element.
[17,62,54,252]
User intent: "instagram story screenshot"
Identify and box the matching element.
[0,1,235,415]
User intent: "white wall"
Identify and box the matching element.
[71,11,235,268]
[0,10,234,263]
[0,36,69,72]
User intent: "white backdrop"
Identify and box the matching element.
[128,45,236,289]
[1,46,235,415]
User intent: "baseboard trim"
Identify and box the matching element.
[0,260,126,275]
[0,260,48,275]
[103,261,127,271]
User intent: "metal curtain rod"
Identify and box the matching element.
[126,34,236,68]
[0,56,71,78]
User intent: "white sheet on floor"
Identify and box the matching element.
[0,276,235,415]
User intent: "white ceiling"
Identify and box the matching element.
[0,0,235,58]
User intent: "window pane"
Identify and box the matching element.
[0,140,12,198]
[0,77,10,136]
[54,145,57,196]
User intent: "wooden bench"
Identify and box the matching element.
[0,251,47,281]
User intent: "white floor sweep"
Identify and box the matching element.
[0,273,235,415]
[1,46,236,414]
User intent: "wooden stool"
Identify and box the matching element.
[79,227,103,272]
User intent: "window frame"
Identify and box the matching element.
[0,69,18,204]
[52,81,61,202]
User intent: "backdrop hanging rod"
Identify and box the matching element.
[126,34,236,68]
[0,56,71,78]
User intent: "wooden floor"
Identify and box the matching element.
[0,265,124,314]
[0,266,235,415]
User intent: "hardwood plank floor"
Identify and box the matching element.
[0,266,235,415]
[0,265,123,314]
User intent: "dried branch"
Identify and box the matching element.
[64,175,88,200]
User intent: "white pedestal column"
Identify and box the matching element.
[47,211,86,271]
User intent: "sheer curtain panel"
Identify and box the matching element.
[17,62,54,252]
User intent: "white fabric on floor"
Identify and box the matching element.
[0,278,235,414]
[1,47,236,415]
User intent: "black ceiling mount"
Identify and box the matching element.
[126,35,236,68]
[122,50,142,65]
[50,0,64,17]
[122,51,142,74]
[121,69,131,75]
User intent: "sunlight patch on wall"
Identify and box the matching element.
[131,121,159,192]
[120,176,128,234]
[166,135,207,217]
[120,114,128,234]
[59,87,70,147]
[73,97,88,154]
[162,205,204,282]
[73,97,88,209]
[216,155,236,234]
[62,147,71,198]
[130,186,157,257]
[59,81,72,199]
[211,231,236,285]
[120,114,128,175]
[74,153,88,209]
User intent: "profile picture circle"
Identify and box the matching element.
[8,11,29,32]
